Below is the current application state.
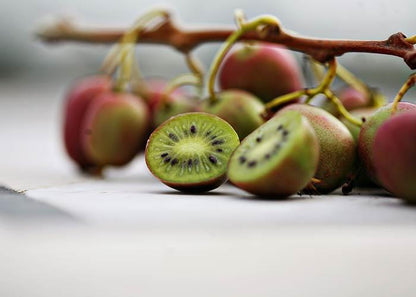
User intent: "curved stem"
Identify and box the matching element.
[323,89,362,126]
[163,73,202,96]
[207,14,280,102]
[265,58,337,110]
[391,73,416,113]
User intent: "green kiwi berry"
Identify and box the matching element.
[228,110,319,197]
[145,112,240,192]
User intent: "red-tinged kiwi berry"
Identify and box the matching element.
[63,75,112,171]
[202,89,265,140]
[280,104,356,194]
[145,112,240,192]
[219,43,303,103]
[358,102,416,184]
[228,110,319,197]
[81,91,150,167]
[373,111,416,201]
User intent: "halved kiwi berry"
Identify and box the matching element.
[145,112,240,192]
[228,110,319,197]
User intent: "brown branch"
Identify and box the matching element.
[36,14,416,69]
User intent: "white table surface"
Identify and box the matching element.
[1,77,416,297]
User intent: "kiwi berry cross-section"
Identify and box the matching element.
[228,110,319,197]
[145,112,240,192]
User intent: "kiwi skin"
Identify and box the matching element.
[81,91,150,167]
[228,111,319,197]
[203,89,264,140]
[63,75,112,169]
[358,102,416,184]
[145,112,240,193]
[373,111,416,201]
[279,104,356,194]
[219,43,303,102]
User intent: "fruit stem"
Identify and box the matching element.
[264,58,338,110]
[159,73,203,106]
[185,53,204,97]
[207,12,281,102]
[391,73,416,113]
[323,89,363,126]
[103,9,170,92]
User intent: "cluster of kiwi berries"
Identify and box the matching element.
[63,10,416,203]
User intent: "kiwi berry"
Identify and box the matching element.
[145,112,240,192]
[373,111,416,201]
[203,90,265,140]
[228,110,319,197]
[219,43,303,103]
[279,104,356,194]
[81,91,150,167]
[63,75,112,170]
[358,102,416,184]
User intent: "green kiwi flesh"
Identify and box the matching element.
[145,112,240,192]
[228,110,319,197]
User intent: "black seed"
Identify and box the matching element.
[248,161,257,168]
[256,137,262,143]
[211,135,217,140]
[277,124,283,131]
[212,139,224,146]
[216,148,223,153]
[169,133,179,142]
[188,159,193,167]
[206,131,211,136]
[265,153,270,159]
[282,130,289,136]
[209,155,217,164]
[239,156,247,164]
[161,153,168,158]
[171,158,179,166]
[190,125,196,134]
[164,157,171,163]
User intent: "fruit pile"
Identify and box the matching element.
[60,9,416,203]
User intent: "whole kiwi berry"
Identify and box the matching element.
[373,111,416,201]
[228,110,319,197]
[202,89,265,140]
[219,43,303,103]
[63,75,112,170]
[145,112,240,192]
[81,91,150,167]
[358,102,416,184]
[279,104,356,194]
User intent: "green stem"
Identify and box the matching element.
[102,9,169,91]
[158,73,203,106]
[265,58,337,110]
[324,89,363,127]
[391,73,416,113]
[207,13,280,102]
